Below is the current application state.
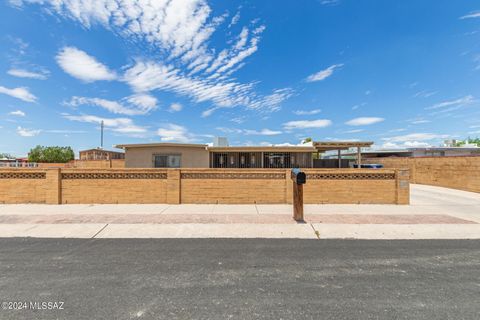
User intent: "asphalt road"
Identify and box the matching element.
[0,239,479,320]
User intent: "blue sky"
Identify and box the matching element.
[1,0,480,156]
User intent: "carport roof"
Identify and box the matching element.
[313,141,374,151]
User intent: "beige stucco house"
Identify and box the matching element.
[115,141,373,169]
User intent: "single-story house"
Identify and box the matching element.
[115,141,373,168]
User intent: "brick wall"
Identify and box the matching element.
[364,156,480,193]
[0,168,408,204]
[180,170,287,204]
[70,159,125,168]
[0,170,48,203]
[303,169,409,204]
[61,169,167,204]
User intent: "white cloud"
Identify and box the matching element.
[413,90,437,98]
[15,0,291,116]
[352,103,366,110]
[345,117,384,126]
[56,47,116,82]
[9,110,26,117]
[169,103,183,112]
[403,141,431,148]
[17,0,261,78]
[244,129,282,136]
[306,64,343,82]
[388,128,407,133]
[283,119,332,130]
[230,116,245,124]
[216,127,243,134]
[426,95,475,110]
[342,129,364,134]
[228,11,240,28]
[460,11,480,19]
[157,124,196,143]
[65,94,157,115]
[62,114,147,134]
[124,61,291,115]
[408,118,431,124]
[382,133,448,143]
[216,127,281,136]
[125,94,158,111]
[0,85,37,102]
[293,109,321,115]
[7,68,49,80]
[320,0,340,5]
[379,140,432,149]
[17,126,40,137]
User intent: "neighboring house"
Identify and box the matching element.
[351,147,480,159]
[0,157,35,167]
[79,148,125,161]
[115,141,373,168]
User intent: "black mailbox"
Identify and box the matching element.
[291,168,306,185]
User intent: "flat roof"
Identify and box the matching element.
[80,148,125,153]
[115,143,208,149]
[208,146,317,152]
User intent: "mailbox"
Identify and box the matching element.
[291,168,306,185]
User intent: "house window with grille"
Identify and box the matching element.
[153,154,181,168]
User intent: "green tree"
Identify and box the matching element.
[28,146,74,163]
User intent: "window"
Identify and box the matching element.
[425,151,444,157]
[153,154,181,168]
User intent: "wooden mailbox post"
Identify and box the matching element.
[291,168,306,221]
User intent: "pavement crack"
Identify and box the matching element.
[158,206,171,214]
[310,223,320,239]
[91,224,109,239]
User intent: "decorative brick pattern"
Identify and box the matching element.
[0,172,46,179]
[181,172,286,179]
[62,172,167,179]
[307,173,395,180]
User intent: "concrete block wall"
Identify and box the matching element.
[364,156,480,193]
[0,168,408,205]
[180,170,287,204]
[0,169,48,203]
[302,169,408,204]
[70,159,125,168]
[61,169,168,204]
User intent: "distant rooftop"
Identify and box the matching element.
[80,148,125,153]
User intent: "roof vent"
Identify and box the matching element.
[213,137,229,147]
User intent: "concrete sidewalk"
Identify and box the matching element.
[0,184,480,239]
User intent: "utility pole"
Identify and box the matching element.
[100,120,104,149]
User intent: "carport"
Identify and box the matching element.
[313,141,374,168]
